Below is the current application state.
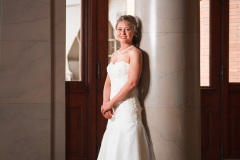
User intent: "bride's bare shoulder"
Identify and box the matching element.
[129,47,142,57]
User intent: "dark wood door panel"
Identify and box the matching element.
[222,0,240,158]
[224,84,240,158]
[201,106,211,157]
[201,89,221,160]
[66,82,89,160]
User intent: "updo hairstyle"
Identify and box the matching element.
[115,15,140,48]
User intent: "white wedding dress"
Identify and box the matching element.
[97,61,155,160]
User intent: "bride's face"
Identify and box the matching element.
[116,20,135,44]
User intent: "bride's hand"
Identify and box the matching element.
[103,110,113,119]
[101,101,114,115]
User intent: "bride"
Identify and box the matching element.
[97,15,155,160]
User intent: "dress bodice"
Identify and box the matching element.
[107,61,130,99]
[107,61,141,122]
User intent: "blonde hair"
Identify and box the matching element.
[115,15,140,48]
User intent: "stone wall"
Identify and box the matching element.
[0,0,65,159]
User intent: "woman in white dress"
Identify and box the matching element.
[98,15,155,160]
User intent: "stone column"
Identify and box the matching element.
[136,0,201,159]
[0,1,65,160]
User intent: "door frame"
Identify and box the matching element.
[222,0,240,158]
[201,0,222,159]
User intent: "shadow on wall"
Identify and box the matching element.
[136,17,155,157]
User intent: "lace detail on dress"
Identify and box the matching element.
[107,61,130,98]
[107,61,129,78]
[107,61,142,122]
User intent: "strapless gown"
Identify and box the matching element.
[97,61,155,160]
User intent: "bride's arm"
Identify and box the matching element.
[102,74,113,119]
[103,75,111,104]
[101,49,142,114]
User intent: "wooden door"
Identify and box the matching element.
[65,0,96,159]
[222,0,240,159]
[201,0,240,159]
[200,0,222,159]
[66,0,108,159]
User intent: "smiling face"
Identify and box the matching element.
[116,20,135,44]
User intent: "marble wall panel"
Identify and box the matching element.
[141,33,198,73]
[53,0,66,43]
[135,0,199,33]
[0,0,50,42]
[1,18,50,42]
[144,107,201,160]
[53,102,66,160]
[52,0,66,159]
[139,32,199,109]
[1,0,50,24]
[0,0,55,160]
[0,41,51,103]
[136,0,201,159]
[53,42,65,103]
[52,0,66,103]
[0,104,51,160]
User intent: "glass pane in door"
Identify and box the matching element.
[200,0,210,86]
[229,0,240,82]
[65,0,82,81]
